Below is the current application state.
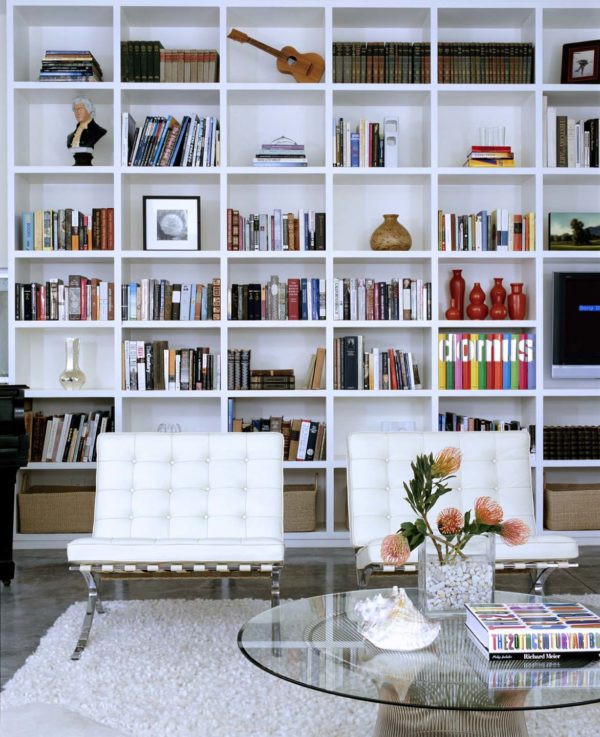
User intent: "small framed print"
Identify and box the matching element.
[561,40,600,84]
[549,212,600,250]
[143,196,200,251]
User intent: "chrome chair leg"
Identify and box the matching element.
[357,567,372,589]
[271,568,281,608]
[71,571,100,660]
[532,567,553,596]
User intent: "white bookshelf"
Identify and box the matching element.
[6,0,600,549]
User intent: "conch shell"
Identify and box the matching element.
[355,587,440,651]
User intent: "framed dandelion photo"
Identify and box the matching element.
[561,40,600,84]
[143,196,201,251]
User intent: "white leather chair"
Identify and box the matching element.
[67,432,284,659]
[347,431,578,594]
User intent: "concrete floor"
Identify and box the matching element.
[1,546,599,689]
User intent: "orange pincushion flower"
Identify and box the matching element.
[475,496,504,525]
[381,534,411,566]
[437,507,464,535]
[500,518,530,546]
[431,447,462,478]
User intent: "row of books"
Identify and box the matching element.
[39,49,103,82]
[121,279,221,321]
[545,104,599,168]
[543,425,600,460]
[437,209,535,252]
[438,43,534,84]
[121,42,219,83]
[303,348,326,390]
[29,410,113,464]
[21,209,115,251]
[333,277,432,322]
[334,336,422,390]
[227,348,251,390]
[464,145,515,169]
[438,333,536,390]
[122,342,219,391]
[332,42,430,84]
[231,416,326,462]
[438,413,535,449]
[333,118,384,167]
[226,209,326,251]
[228,277,327,321]
[122,113,220,167]
[15,277,114,322]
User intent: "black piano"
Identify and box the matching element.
[0,385,29,585]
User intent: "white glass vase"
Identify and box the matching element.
[418,534,495,614]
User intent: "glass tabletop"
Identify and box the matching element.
[238,588,600,712]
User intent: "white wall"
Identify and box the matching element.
[1,0,6,268]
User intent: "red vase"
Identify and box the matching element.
[466,282,489,320]
[490,277,508,320]
[508,283,527,320]
[445,298,461,320]
[449,269,466,320]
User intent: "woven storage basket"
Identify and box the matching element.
[284,474,318,532]
[18,472,95,533]
[544,482,600,530]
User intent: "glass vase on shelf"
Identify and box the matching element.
[418,533,495,614]
[59,337,86,391]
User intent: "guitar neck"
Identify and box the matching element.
[244,37,285,61]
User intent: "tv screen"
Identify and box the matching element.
[552,272,600,379]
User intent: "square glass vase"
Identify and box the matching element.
[418,533,495,614]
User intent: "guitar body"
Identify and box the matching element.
[276,46,325,83]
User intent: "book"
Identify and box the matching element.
[466,602,600,658]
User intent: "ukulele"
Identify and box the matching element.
[228,28,325,84]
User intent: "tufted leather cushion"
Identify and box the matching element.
[68,432,284,564]
[347,431,578,567]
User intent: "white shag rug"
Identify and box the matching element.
[1,596,599,737]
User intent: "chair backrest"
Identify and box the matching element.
[93,432,284,540]
[347,431,533,547]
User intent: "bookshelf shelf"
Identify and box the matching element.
[7,0,600,549]
[26,462,97,471]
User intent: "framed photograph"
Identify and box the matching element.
[548,212,600,250]
[561,40,600,84]
[143,196,200,251]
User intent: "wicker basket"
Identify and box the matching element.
[284,474,318,532]
[18,473,96,534]
[544,482,600,531]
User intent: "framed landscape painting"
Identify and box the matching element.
[548,212,600,250]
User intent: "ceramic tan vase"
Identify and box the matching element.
[370,214,412,251]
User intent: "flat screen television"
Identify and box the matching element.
[552,272,600,379]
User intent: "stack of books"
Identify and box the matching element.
[253,141,307,167]
[464,145,515,168]
[250,369,295,391]
[38,50,103,82]
[466,602,600,662]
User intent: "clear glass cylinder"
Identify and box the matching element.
[59,337,86,390]
[418,534,495,614]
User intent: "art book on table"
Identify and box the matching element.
[466,602,600,660]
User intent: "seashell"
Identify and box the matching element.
[355,586,441,651]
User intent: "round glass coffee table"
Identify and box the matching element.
[238,588,600,737]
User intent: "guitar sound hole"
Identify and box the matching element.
[286,56,297,66]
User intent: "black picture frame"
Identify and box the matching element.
[561,39,600,84]
[143,196,201,251]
